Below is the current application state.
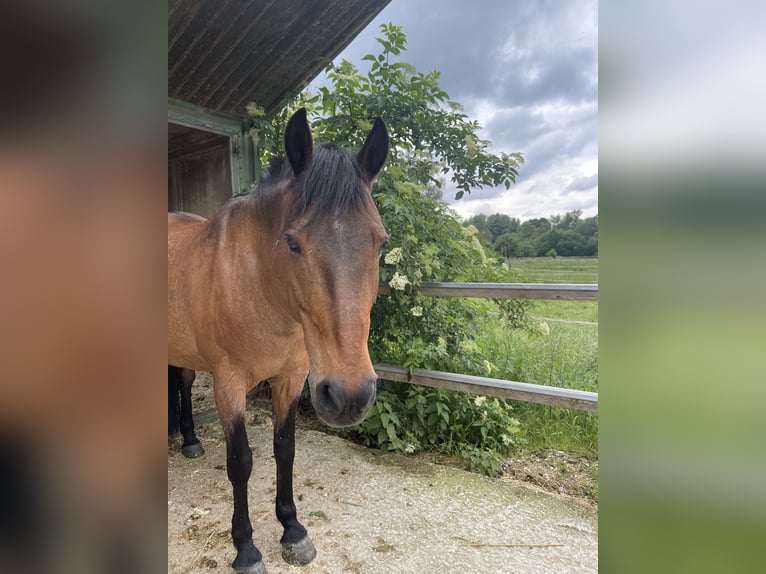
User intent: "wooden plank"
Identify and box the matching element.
[373,364,598,412]
[378,282,598,301]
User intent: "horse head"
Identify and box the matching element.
[280,108,389,427]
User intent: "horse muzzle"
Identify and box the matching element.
[312,375,377,427]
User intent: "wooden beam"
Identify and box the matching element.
[373,363,598,412]
[378,282,598,301]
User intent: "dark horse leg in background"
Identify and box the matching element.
[168,365,204,458]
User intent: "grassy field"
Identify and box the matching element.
[508,256,599,284]
[482,257,599,458]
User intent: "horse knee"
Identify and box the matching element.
[227,447,252,484]
[226,420,252,484]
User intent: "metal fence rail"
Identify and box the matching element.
[378,282,598,301]
[373,364,598,412]
[374,282,599,411]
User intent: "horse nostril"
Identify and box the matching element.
[355,375,377,411]
[316,379,344,417]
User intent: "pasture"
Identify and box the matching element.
[507,257,599,285]
[487,257,598,461]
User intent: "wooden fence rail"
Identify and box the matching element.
[374,282,599,412]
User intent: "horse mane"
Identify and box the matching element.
[255,144,367,223]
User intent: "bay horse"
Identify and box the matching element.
[168,108,389,574]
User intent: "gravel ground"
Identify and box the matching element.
[168,378,597,574]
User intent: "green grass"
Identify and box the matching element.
[531,300,599,324]
[480,257,599,457]
[508,256,598,284]
[479,312,598,456]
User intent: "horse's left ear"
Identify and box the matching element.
[285,108,313,176]
[357,117,389,182]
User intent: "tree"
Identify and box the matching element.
[487,213,519,242]
[494,233,520,258]
[555,230,588,256]
[514,239,535,257]
[558,209,582,230]
[464,214,492,244]
[535,229,560,257]
[586,235,599,256]
[462,208,597,258]
[518,217,551,239]
[575,215,598,240]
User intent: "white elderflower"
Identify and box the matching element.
[410,306,423,317]
[384,247,403,265]
[389,272,410,291]
[474,396,487,407]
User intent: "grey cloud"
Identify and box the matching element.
[483,107,547,146]
[565,174,598,193]
[490,48,597,106]
[313,0,597,219]
[336,0,596,109]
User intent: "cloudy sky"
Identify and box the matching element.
[310,0,598,221]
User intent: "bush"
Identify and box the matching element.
[346,382,521,475]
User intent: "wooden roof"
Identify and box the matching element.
[169,0,390,118]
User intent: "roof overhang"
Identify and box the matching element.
[169,0,390,119]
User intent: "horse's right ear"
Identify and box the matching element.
[284,108,313,176]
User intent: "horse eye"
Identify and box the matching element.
[284,235,302,254]
[378,238,390,256]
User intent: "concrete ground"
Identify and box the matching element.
[168,409,597,574]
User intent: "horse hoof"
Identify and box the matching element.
[182,442,204,458]
[233,560,266,574]
[281,536,317,565]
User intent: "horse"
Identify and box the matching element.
[168,108,389,574]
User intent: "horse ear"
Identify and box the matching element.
[284,108,313,176]
[357,117,389,182]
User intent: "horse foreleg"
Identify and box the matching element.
[215,372,265,574]
[271,376,317,565]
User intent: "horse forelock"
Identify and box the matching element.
[237,145,371,233]
[289,145,368,224]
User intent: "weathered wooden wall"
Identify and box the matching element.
[168,124,232,217]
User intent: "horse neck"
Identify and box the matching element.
[213,188,294,310]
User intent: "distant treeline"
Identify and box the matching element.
[463,209,598,258]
